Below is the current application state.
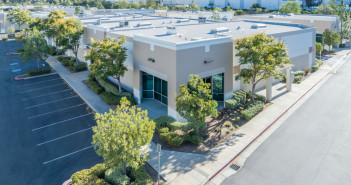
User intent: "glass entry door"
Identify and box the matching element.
[142,72,168,105]
[202,73,224,101]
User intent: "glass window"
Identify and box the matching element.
[162,96,168,105]
[143,91,153,98]
[142,73,153,91]
[213,73,224,94]
[154,92,161,102]
[154,77,161,94]
[162,80,167,97]
[213,93,224,101]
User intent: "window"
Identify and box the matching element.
[142,72,168,105]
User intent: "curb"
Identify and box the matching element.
[207,51,351,184]
[14,72,58,80]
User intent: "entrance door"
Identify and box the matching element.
[142,72,168,105]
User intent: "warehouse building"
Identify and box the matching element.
[78,15,316,120]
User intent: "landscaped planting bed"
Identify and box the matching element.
[56,56,87,73]
[153,90,270,154]
[27,68,51,76]
[84,74,136,107]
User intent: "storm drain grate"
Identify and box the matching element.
[230,164,241,171]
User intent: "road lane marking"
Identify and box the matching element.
[21,89,72,101]
[17,78,61,87]
[27,104,86,119]
[43,145,94,165]
[32,113,94,131]
[19,83,66,93]
[25,95,79,109]
[37,127,92,146]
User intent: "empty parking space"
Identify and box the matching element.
[0,41,101,185]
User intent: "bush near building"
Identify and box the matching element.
[312,59,324,72]
[240,101,264,120]
[57,56,87,72]
[294,71,305,84]
[27,68,51,76]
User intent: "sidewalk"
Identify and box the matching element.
[48,50,351,185]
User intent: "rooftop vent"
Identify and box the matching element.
[251,24,267,29]
[176,19,190,23]
[191,37,204,41]
[211,27,229,33]
[133,14,143,18]
[269,15,276,18]
[137,22,152,27]
[167,26,177,35]
[236,26,243,30]
[198,17,206,23]
[120,21,129,27]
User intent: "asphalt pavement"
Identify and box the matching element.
[0,41,102,184]
[221,55,351,185]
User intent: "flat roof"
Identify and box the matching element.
[239,13,338,22]
[110,20,310,44]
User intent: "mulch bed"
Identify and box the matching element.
[152,103,272,154]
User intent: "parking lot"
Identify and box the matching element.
[0,41,101,184]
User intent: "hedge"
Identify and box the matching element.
[105,166,130,185]
[246,91,266,103]
[294,71,305,77]
[168,121,193,132]
[294,75,303,84]
[183,135,203,146]
[69,62,87,72]
[240,101,264,120]
[225,90,247,109]
[100,92,136,105]
[130,166,153,185]
[27,68,51,76]
[88,80,103,95]
[154,116,175,129]
[71,163,109,185]
[96,76,131,97]
[312,65,319,72]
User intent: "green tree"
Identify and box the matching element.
[279,1,301,14]
[113,0,130,9]
[146,0,156,9]
[337,1,350,44]
[188,1,200,11]
[20,28,49,70]
[140,1,147,8]
[211,12,221,20]
[56,17,84,63]
[327,0,338,14]
[41,10,68,46]
[74,6,81,15]
[323,29,341,51]
[251,2,260,9]
[316,42,323,55]
[8,8,32,30]
[15,28,31,46]
[131,2,141,9]
[86,36,128,93]
[92,97,155,175]
[235,33,291,101]
[175,74,218,136]
[316,4,334,15]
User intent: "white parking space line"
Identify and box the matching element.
[21,89,71,101]
[32,113,94,131]
[43,145,94,165]
[27,104,86,119]
[25,95,79,109]
[17,78,61,87]
[19,83,67,93]
[37,127,92,146]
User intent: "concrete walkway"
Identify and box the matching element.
[48,50,351,185]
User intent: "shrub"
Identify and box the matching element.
[235,9,244,15]
[168,121,193,132]
[158,127,169,134]
[88,80,103,94]
[27,68,51,76]
[339,43,346,48]
[215,127,221,132]
[154,116,175,129]
[246,91,266,103]
[188,135,202,146]
[225,90,246,109]
[89,73,96,81]
[294,71,305,77]
[2,37,8,41]
[225,121,232,127]
[71,164,109,185]
[69,62,87,72]
[304,68,311,75]
[130,166,153,185]
[312,65,319,72]
[159,131,178,145]
[225,99,239,109]
[100,92,121,105]
[240,101,264,120]
[48,46,57,56]
[294,75,303,84]
[169,135,184,147]
[90,163,109,179]
[105,166,130,185]
[96,76,122,96]
[16,49,24,53]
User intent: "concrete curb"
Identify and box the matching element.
[14,72,58,80]
[206,50,351,184]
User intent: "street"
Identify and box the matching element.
[221,56,351,185]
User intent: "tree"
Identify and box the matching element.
[323,29,341,51]
[74,6,81,15]
[131,2,141,9]
[20,28,49,70]
[175,74,218,136]
[211,12,221,20]
[86,36,128,93]
[235,33,291,101]
[92,97,155,175]
[316,4,334,15]
[337,1,350,45]
[15,28,31,46]
[327,0,338,14]
[188,1,200,11]
[146,0,156,9]
[56,17,84,63]
[316,42,323,55]
[8,8,32,30]
[41,10,68,46]
[251,2,260,9]
[279,1,301,14]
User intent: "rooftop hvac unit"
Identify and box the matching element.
[198,17,206,23]
[211,27,229,33]
[137,22,152,27]
[251,24,267,29]
[167,26,177,35]
[176,19,190,23]
[119,21,129,27]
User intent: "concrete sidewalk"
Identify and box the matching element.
[48,49,351,185]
